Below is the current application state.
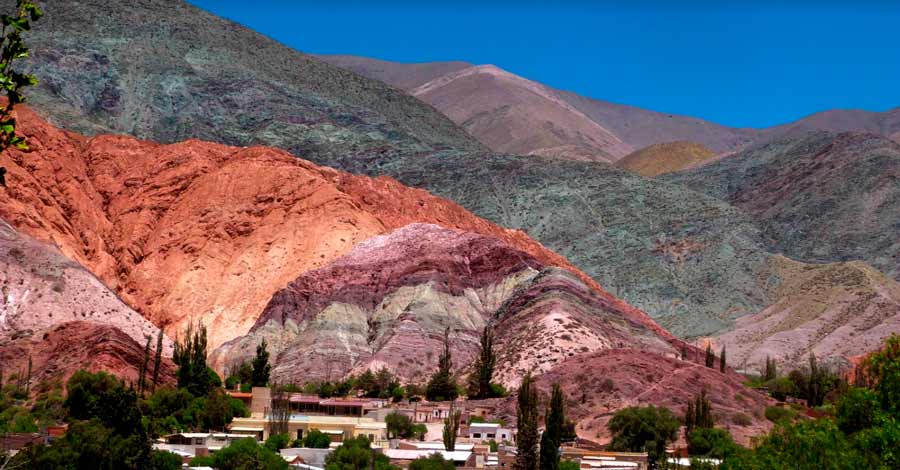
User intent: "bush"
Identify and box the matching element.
[764,406,796,424]
[303,428,332,448]
[766,377,798,401]
[607,406,679,465]
[687,427,737,459]
[265,433,291,452]
[836,387,879,434]
[731,412,753,426]
[213,438,287,470]
[409,453,455,470]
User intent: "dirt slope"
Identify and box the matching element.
[616,141,716,177]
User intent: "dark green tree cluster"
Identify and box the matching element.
[684,389,714,439]
[173,323,221,397]
[296,428,334,449]
[426,328,459,402]
[191,437,287,470]
[385,411,426,440]
[225,361,254,392]
[10,371,182,470]
[137,329,166,396]
[356,366,402,399]
[409,453,454,470]
[324,436,395,470]
[607,405,680,467]
[252,339,272,387]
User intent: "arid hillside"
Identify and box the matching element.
[616,141,717,177]
[715,256,900,373]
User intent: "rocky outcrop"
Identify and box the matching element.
[0,106,610,349]
[664,132,900,280]
[0,321,175,395]
[715,256,900,373]
[0,218,167,350]
[616,141,716,177]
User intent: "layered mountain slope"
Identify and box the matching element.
[0,321,176,395]
[0,219,165,349]
[0,105,606,349]
[715,256,900,373]
[22,0,483,164]
[213,224,679,384]
[375,152,779,337]
[664,132,900,279]
[615,141,716,177]
[514,349,772,446]
[407,65,633,162]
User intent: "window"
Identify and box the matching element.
[473,433,481,438]
[297,429,303,440]
[487,433,495,438]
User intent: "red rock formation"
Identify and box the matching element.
[0,105,659,349]
[0,321,176,395]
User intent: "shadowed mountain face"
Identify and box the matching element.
[20,0,484,163]
[664,132,900,280]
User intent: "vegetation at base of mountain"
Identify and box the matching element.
[607,405,680,467]
[468,325,504,399]
[687,427,739,461]
[173,323,221,397]
[252,340,272,387]
[325,436,396,470]
[710,335,900,469]
[264,433,291,452]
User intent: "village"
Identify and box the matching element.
[156,385,656,470]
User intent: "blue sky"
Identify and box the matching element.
[189,1,900,129]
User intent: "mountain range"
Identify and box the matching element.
[3,0,900,444]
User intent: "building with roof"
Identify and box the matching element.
[465,422,514,443]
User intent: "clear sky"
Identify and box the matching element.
[188,1,900,129]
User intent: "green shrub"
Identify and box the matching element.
[764,406,796,424]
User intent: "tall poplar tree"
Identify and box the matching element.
[468,324,497,399]
[514,373,539,470]
[426,327,458,401]
[540,383,565,470]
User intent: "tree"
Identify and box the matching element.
[151,328,164,391]
[264,433,291,452]
[806,353,828,408]
[173,322,216,397]
[324,436,394,470]
[705,343,714,368]
[514,373,539,470]
[540,383,565,470]
[426,327,458,402]
[303,429,333,449]
[719,346,727,373]
[681,345,688,361]
[268,386,291,437]
[23,355,31,396]
[252,339,272,387]
[64,371,144,436]
[442,401,461,451]
[386,412,418,439]
[0,0,42,187]
[836,387,879,435]
[409,453,454,470]
[607,406,679,466]
[139,335,152,395]
[766,377,798,402]
[858,334,900,414]
[687,428,737,460]
[764,356,777,382]
[211,438,287,470]
[468,325,497,399]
